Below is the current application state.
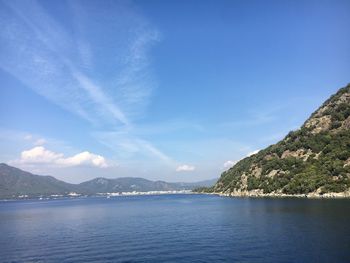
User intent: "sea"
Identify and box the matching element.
[0,194,349,263]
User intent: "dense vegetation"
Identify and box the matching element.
[207,84,350,195]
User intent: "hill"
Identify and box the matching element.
[0,163,217,199]
[78,177,216,193]
[0,163,77,198]
[202,84,350,197]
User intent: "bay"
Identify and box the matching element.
[0,194,349,262]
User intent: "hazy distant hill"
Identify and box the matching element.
[79,177,217,194]
[0,163,217,199]
[202,84,350,197]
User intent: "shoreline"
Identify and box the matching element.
[2,190,350,201]
[0,190,193,201]
[198,189,350,199]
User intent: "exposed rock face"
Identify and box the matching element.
[209,84,350,196]
[342,116,350,130]
[281,149,313,161]
[305,115,332,134]
[266,170,279,178]
[214,189,350,198]
[344,158,350,167]
[250,165,262,178]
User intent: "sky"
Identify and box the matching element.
[0,0,349,183]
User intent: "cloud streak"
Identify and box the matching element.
[0,0,172,164]
[94,131,173,163]
[0,0,158,126]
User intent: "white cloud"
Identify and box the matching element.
[176,164,195,172]
[56,151,108,168]
[223,160,237,169]
[15,146,108,168]
[21,146,63,163]
[222,150,260,170]
[247,150,259,157]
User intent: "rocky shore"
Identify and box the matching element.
[201,189,350,199]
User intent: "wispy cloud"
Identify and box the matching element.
[0,0,171,164]
[34,138,46,146]
[0,0,158,126]
[135,138,173,163]
[94,130,173,163]
[72,70,129,125]
[24,134,33,141]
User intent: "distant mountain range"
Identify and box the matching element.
[0,163,217,199]
[201,84,350,197]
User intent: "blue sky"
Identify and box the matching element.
[0,0,349,183]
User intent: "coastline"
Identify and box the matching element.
[0,190,193,201]
[198,189,350,199]
[3,189,350,201]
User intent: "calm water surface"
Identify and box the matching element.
[0,194,349,263]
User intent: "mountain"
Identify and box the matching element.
[0,163,77,198]
[0,163,217,199]
[203,84,350,197]
[78,177,216,193]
